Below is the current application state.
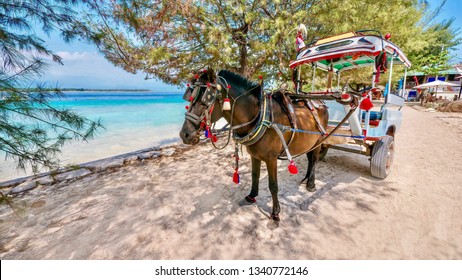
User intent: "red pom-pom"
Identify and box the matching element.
[259,75,263,79]
[207,83,211,87]
[203,69,207,73]
[288,160,298,175]
[233,170,240,184]
[189,96,193,102]
[194,74,199,79]
[227,85,231,89]
[341,93,350,100]
[385,33,391,40]
[360,97,374,111]
[185,105,189,110]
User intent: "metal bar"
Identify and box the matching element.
[337,71,341,90]
[289,128,365,139]
[402,67,408,97]
[311,64,316,92]
[325,144,368,155]
[287,94,336,100]
[386,56,394,103]
[297,66,301,94]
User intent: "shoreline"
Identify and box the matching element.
[0,139,196,191]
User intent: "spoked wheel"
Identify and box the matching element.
[370,135,394,179]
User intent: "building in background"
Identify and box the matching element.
[405,64,462,101]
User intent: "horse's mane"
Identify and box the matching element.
[217,70,260,93]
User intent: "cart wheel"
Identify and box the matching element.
[318,146,328,161]
[370,135,394,179]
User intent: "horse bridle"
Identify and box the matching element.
[183,74,228,128]
[183,78,222,129]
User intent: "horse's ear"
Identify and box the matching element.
[207,67,215,81]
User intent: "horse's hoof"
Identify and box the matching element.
[307,185,316,192]
[238,196,256,206]
[271,213,280,221]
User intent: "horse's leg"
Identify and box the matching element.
[303,147,321,192]
[266,158,281,221]
[241,156,261,205]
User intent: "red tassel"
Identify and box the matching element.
[375,66,381,83]
[288,160,298,175]
[211,135,217,142]
[233,170,240,184]
[360,97,374,111]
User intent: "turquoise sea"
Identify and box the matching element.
[1,91,185,181]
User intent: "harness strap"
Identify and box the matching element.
[185,111,203,125]
[306,100,327,135]
[233,94,271,146]
[230,112,260,130]
[278,92,298,147]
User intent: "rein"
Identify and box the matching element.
[211,82,262,150]
[182,70,361,184]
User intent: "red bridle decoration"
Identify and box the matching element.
[232,148,240,184]
[360,95,374,111]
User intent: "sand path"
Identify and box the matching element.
[1,105,462,259]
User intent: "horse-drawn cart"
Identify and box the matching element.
[180,28,412,220]
[289,29,411,178]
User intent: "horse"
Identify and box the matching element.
[179,68,328,221]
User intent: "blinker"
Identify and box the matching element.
[201,87,215,106]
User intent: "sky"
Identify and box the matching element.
[428,0,462,63]
[38,0,462,90]
[38,31,179,91]
[42,49,177,90]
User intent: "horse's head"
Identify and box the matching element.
[179,68,225,145]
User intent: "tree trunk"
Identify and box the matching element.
[232,22,250,76]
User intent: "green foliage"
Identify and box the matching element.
[78,0,323,84]
[78,0,460,87]
[0,0,103,173]
[415,49,452,76]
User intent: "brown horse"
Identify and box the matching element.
[179,68,328,220]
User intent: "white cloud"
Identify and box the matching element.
[55,51,92,61]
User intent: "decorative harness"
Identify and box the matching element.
[183,71,359,184]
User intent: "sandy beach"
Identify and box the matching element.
[1,104,461,259]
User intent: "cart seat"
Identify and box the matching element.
[361,111,382,120]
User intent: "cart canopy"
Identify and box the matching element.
[289,31,411,72]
